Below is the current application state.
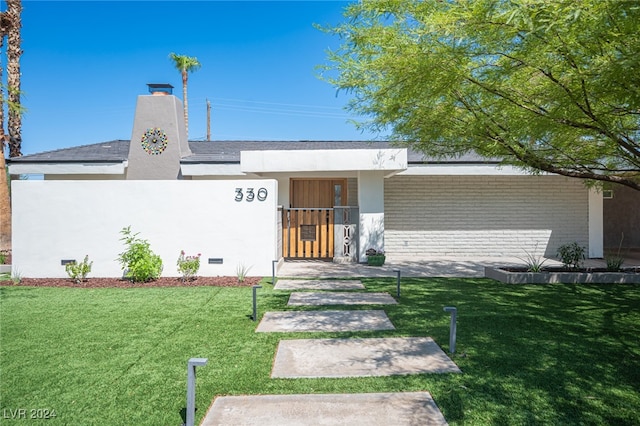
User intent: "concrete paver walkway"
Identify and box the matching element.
[276,257,532,278]
[276,255,637,279]
[256,310,395,332]
[287,291,398,306]
[272,337,461,378]
[274,279,364,290]
[201,392,448,426]
[203,277,456,425]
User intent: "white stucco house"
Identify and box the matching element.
[8,85,605,278]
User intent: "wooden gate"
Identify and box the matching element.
[282,208,334,259]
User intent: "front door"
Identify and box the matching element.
[282,179,347,259]
[290,178,347,208]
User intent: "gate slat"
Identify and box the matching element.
[328,209,334,258]
[312,209,320,257]
[290,210,298,258]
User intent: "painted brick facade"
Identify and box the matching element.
[384,175,589,257]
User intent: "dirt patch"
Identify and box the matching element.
[0,276,263,288]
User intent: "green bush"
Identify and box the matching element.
[557,242,586,270]
[117,226,163,283]
[65,255,93,284]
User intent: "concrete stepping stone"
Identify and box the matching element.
[271,337,461,378]
[201,391,448,426]
[287,291,397,306]
[256,310,395,332]
[274,279,364,290]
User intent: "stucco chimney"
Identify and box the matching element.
[126,84,192,179]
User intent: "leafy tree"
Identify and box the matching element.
[322,0,640,190]
[168,52,201,138]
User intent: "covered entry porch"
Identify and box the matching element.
[240,148,407,262]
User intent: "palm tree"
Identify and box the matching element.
[5,0,22,158]
[0,150,8,252]
[168,53,201,138]
[0,0,23,252]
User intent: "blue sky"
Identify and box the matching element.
[12,1,379,156]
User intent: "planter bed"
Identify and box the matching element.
[485,266,640,284]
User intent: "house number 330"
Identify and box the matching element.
[235,187,268,202]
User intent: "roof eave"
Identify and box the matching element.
[8,161,127,175]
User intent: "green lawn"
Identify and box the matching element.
[1,278,639,425]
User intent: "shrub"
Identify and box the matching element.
[117,226,163,283]
[65,255,93,284]
[177,251,201,281]
[557,242,586,270]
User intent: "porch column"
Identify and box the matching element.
[588,188,604,258]
[357,170,385,262]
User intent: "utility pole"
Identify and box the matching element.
[206,99,211,141]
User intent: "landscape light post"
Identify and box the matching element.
[186,357,207,426]
[272,260,278,285]
[443,307,457,354]
[252,285,262,321]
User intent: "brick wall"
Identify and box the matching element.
[384,175,589,257]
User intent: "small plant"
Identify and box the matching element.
[557,242,586,270]
[177,251,201,281]
[366,248,384,256]
[605,232,625,272]
[605,256,625,272]
[236,262,252,283]
[11,269,21,285]
[65,255,93,284]
[366,248,386,266]
[117,226,163,283]
[0,251,6,264]
[517,246,547,272]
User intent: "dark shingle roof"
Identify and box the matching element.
[10,140,499,165]
[9,140,131,163]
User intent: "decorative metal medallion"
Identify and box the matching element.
[141,128,168,155]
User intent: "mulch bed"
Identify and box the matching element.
[0,276,263,288]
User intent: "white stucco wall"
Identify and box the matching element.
[588,188,604,258]
[384,175,592,258]
[358,171,385,261]
[11,180,278,278]
[241,149,407,174]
